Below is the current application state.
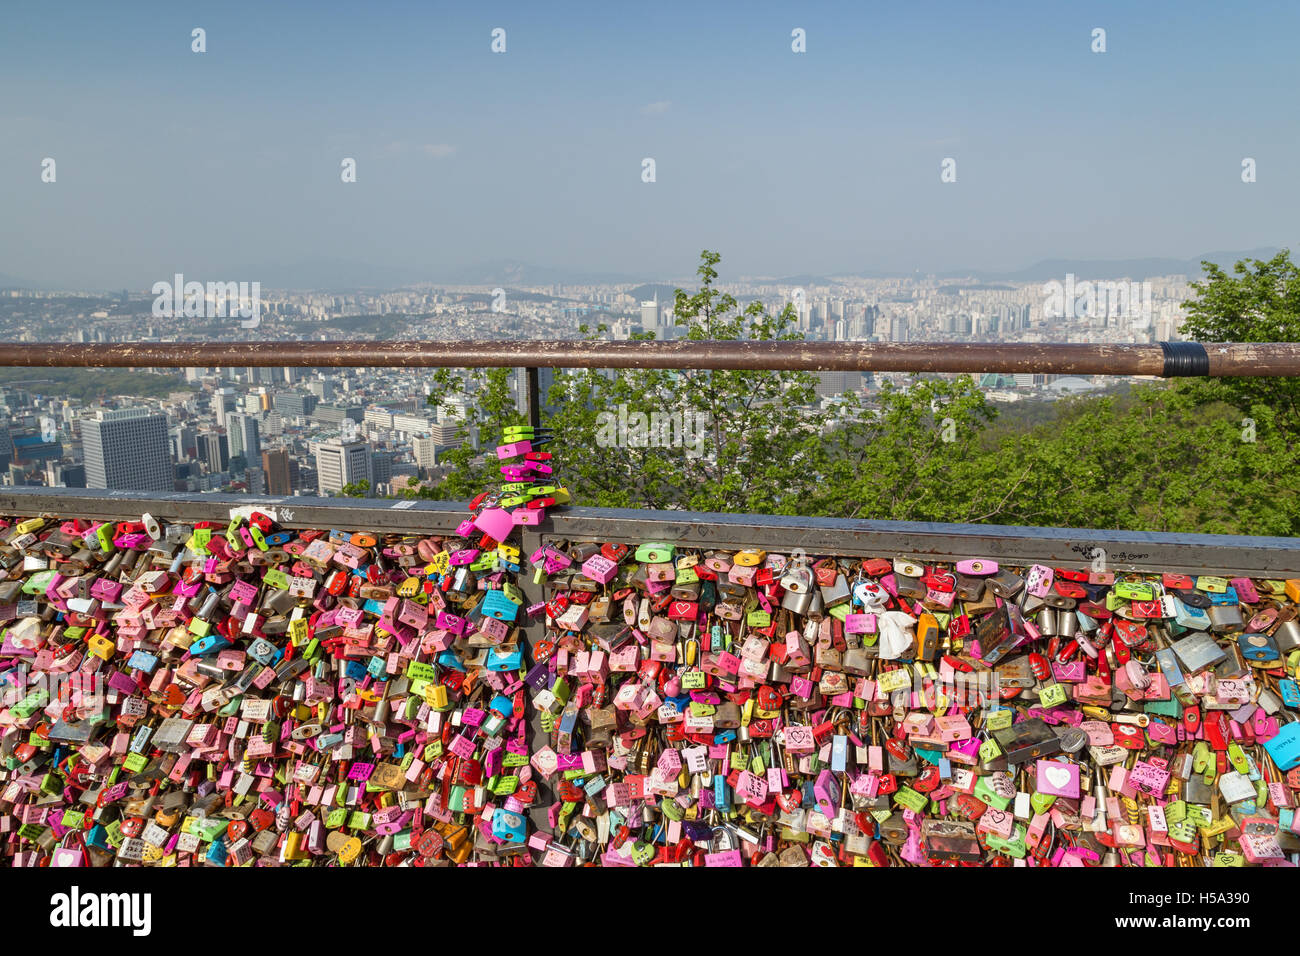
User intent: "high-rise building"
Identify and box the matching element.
[44,460,86,488]
[412,435,438,471]
[82,408,172,491]
[814,371,865,399]
[273,392,316,420]
[369,451,392,490]
[199,431,229,474]
[311,405,363,428]
[424,421,465,445]
[211,387,237,428]
[512,367,558,420]
[168,425,196,461]
[640,295,661,331]
[392,413,433,436]
[309,380,335,402]
[262,448,292,496]
[314,439,370,496]
[227,413,260,462]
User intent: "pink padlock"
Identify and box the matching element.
[496,441,532,459]
[581,554,618,584]
[1025,564,1054,598]
[472,508,514,541]
[1229,577,1261,605]
[845,613,876,634]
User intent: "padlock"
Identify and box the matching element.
[779,559,814,594]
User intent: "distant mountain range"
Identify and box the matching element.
[0,247,1288,293]
[441,259,649,287]
[790,248,1286,285]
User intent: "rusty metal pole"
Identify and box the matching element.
[1,340,1299,376]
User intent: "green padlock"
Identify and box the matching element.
[634,542,675,564]
[985,823,1027,859]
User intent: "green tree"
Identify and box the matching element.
[426,251,997,517]
[339,479,370,498]
[1179,249,1300,447]
[542,250,842,513]
[984,385,1299,535]
[415,367,526,501]
[804,376,998,522]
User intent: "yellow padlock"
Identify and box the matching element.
[338,837,363,865]
[88,634,116,661]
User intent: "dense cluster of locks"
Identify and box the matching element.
[1,434,1298,866]
[535,546,1300,866]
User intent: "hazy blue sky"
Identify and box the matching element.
[3,0,1298,288]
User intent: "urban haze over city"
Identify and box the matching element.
[2,1,1296,498]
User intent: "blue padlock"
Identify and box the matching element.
[492,809,527,843]
[831,735,847,773]
[247,638,282,666]
[189,634,231,657]
[1264,722,1300,771]
[1238,631,1280,662]
[558,707,578,735]
[206,838,228,866]
[480,589,520,622]
[1280,678,1300,708]
[486,646,521,672]
[1207,586,1239,606]
[344,660,368,681]
[127,649,158,673]
[437,650,466,672]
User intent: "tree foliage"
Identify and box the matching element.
[1178,249,1300,447]
[339,479,370,498]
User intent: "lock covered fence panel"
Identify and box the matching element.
[1,488,1299,867]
